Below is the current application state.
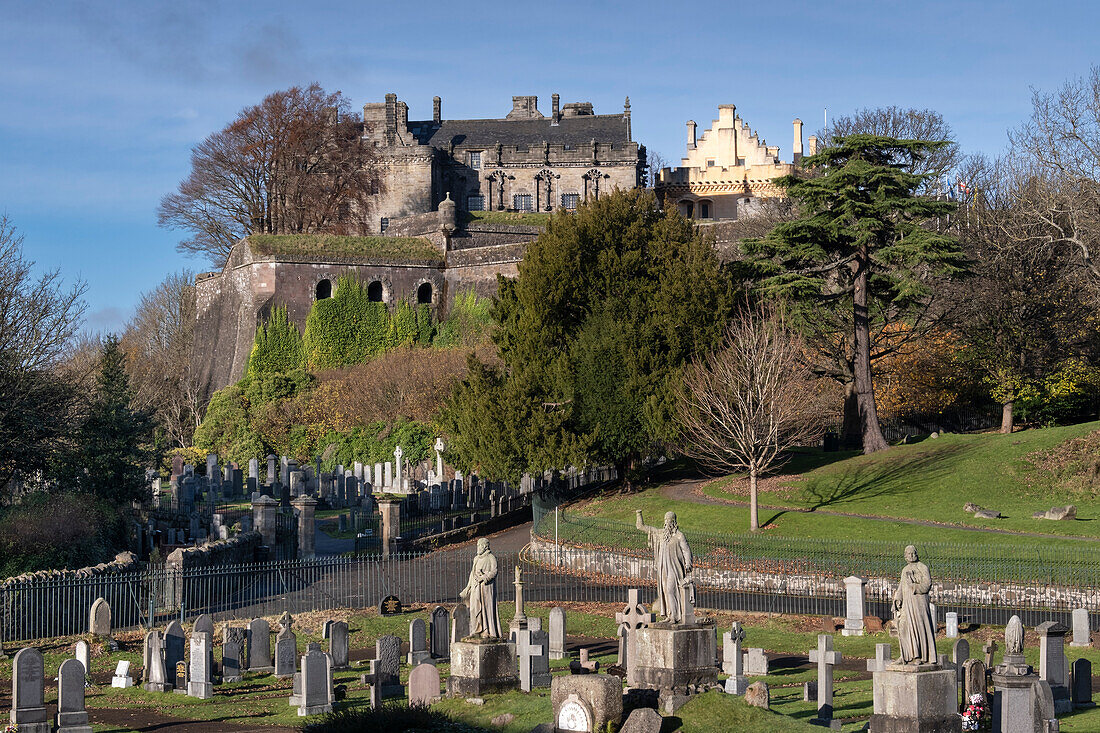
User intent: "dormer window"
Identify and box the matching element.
[468,151,482,169]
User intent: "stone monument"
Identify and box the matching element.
[56,658,93,733]
[10,647,50,733]
[992,615,1056,733]
[448,538,518,696]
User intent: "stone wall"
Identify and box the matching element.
[165,531,262,570]
[0,551,139,587]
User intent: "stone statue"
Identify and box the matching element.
[635,510,694,624]
[893,545,936,664]
[1005,615,1023,655]
[460,538,501,638]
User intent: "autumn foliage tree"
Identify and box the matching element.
[159,84,384,266]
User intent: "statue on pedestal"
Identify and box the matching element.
[635,510,694,624]
[460,538,502,638]
[893,545,936,665]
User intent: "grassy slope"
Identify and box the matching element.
[249,234,443,264]
[463,211,551,226]
[578,422,1100,548]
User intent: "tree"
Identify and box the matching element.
[676,307,825,531]
[158,83,384,266]
[646,149,669,188]
[121,271,200,449]
[0,217,86,491]
[63,336,156,505]
[744,135,965,453]
[440,189,739,486]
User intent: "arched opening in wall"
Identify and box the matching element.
[697,200,712,219]
[315,279,332,300]
[417,282,433,305]
[368,281,384,302]
[679,200,694,219]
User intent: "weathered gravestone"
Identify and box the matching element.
[143,630,170,692]
[247,618,273,672]
[550,674,623,733]
[431,606,451,659]
[56,658,93,733]
[328,621,349,670]
[111,660,133,688]
[297,643,333,716]
[164,621,186,689]
[808,633,842,728]
[620,706,662,733]
[615,588,654,684]
[1072,608,1091,647]
[222,640,243,683]
[744,647,769,676]
[842,576,866,637]
[517,618,551,691]
[946,611,959,638]
[275,627,297,678]
[1038,621,1071,714]
[1072,658,1093,708]
[722,622,747,694]
[408,618,430,665]
[452,603,470,642]
[963,658,987,702]
[409,662,442,706]
[74,641,91,685]
[953,638,971,706]
[361,634,404,699]
[549,607,567,660]
[187,632,213,699]
[11,647,50,733]
[88,597,111,637]
[193,614,214,638]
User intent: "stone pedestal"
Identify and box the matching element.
[992,662,1056,733]
[632,621,718,691]
[869,664,960,733]
[447,639,518,697]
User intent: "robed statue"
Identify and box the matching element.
[460,538,502,638]
[893,545,936,664]
[635,510,694,624]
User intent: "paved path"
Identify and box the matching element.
[660,477,1100,542]
[314,517,355,556]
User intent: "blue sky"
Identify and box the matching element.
[1,0,1097,333]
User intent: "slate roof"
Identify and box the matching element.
[406,115,633,149]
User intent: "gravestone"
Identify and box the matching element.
[222,640,243,683]
[452,603,471,642]
[164,621,186,688]
[174,661,187,693]
[379,595,402,616]
[984,639,998,669]
[187,632,213,699]
[549,607,567,660]
[409,662,442,706]
[248,618,273,672]
[1037,621,1071,714]
[843,576,866,636]
[56,658,93,733]
[517,617,551,691]
[431,605,451,659]
[744,647,769,676]
[75,641,91,684]
[866,643,891,674]
[11,647,49,733]
[408,618,431,665]
[550,674,622,733]
[722,622,747,695]
[297,643,333,716]
[362,635,403,699]
[953,638,971,667]
[963,658,987,702]
[808,634,842,728]
[329,621,349,670]
[111,660,133,688]
[1072,658,1093,708]
[88,598,112,644]
[275,628,298,678]
[615,588,654,684]
[946,612,959,638]
[1071,608,1091,647]
[143,630,170,692]
[193,614,214,638]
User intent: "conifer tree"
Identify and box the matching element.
[744,135,965,452]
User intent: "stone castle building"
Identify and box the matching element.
[193,93,644,400]
[654,104,815,222]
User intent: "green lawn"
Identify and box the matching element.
[248,234,444,265]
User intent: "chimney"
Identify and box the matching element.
[718,104,735,127]
[687,120,697,150]
[792,118,804,163]
[433,96,441,124]
[624,96,631,141]
[808,135,819,156]
[551,93,560,125]
[384,93,397,146]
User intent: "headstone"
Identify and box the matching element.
[164,621,186,687]
[946,611,959,638]
[275,628,297,678]
[984,639,998,669]
[745,680,770,709]
[328,621,349,670]
[56,658,92,733]
[409,662,442,706]
[408,618,431,665]
[174,660,187,693]
[452,603,471,642]
[88,597,111,637]
[614,588,654,684]
[296,643,333,716]
[364,635,403,699]
[279,610,294,633]
[867,643,891,674]
[1037,621,1071,714]
[843,576,866,636]
[744,647,769,676]
[379,595,402,616]
[808,634,842,727]
[143,630,170,692]
[430,605,451,659]
[963,658,987,703]
[1072,658,1093,708]
[247,618,273,672]
[187,632,213,699]
[517,617,551,691]
[11,647,49,732]
[953,638,970,668]
[1071,608,1091,647]
[722,622,747,695]
[549,607,567,660]
[75,641,91,685]
[222,640,243,683]
[620,706,661,733]
[193,613,214,638]
[111,660,133,688]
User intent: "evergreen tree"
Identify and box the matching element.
[66,336,156,504]
[248,305,304,376]
[744,135,965,452]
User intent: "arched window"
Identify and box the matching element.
[417,282,433,305]
[315,279,332,300]
[698,200,712,219]
[368,281,384,302]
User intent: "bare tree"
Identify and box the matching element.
[158,83,385,267]
[646,148,670,188]
[676,307,826,531]
[120,271,201,449]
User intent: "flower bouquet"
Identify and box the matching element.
[961,692,990,731]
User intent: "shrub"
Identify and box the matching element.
[433,289,493,348]
[303,277,391,369]
[317,419,434,471]
[248,306,305,376]
[387,302,422,348]
[0,493,124,576]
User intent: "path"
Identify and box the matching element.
[658,477,1100,542]
[314,517,355,556]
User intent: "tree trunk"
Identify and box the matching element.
[853,247,889,453]
[1001,401,1014,434]
[749,467,759,532]
[840,379,862,450]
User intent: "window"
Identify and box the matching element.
[706,159,716,167]
[467,194,485,211]
[380,217,389,233]
[468,151,481,169]
[417,282,433,304]
[513,194,533,212]
[315,279,332,300]
[368,281,384,302]
[699,202,711,219]
[561,193,579,211]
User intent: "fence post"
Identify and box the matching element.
[378,498,401,559]
[253,495,277,548]
[292,495,317,561]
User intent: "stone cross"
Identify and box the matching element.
[279,611,293,633]
[723,622,748,694]
[516,626,547,692]
[434,437,445,481]
[394,446,404,491]
[614,588,654,680]
[983,639,998,669]
[808,634,842,724]
[867,642,891,673]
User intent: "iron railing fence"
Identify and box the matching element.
[148,496,252,524]
[534,510,1100,588]
[0,546,1096,645]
